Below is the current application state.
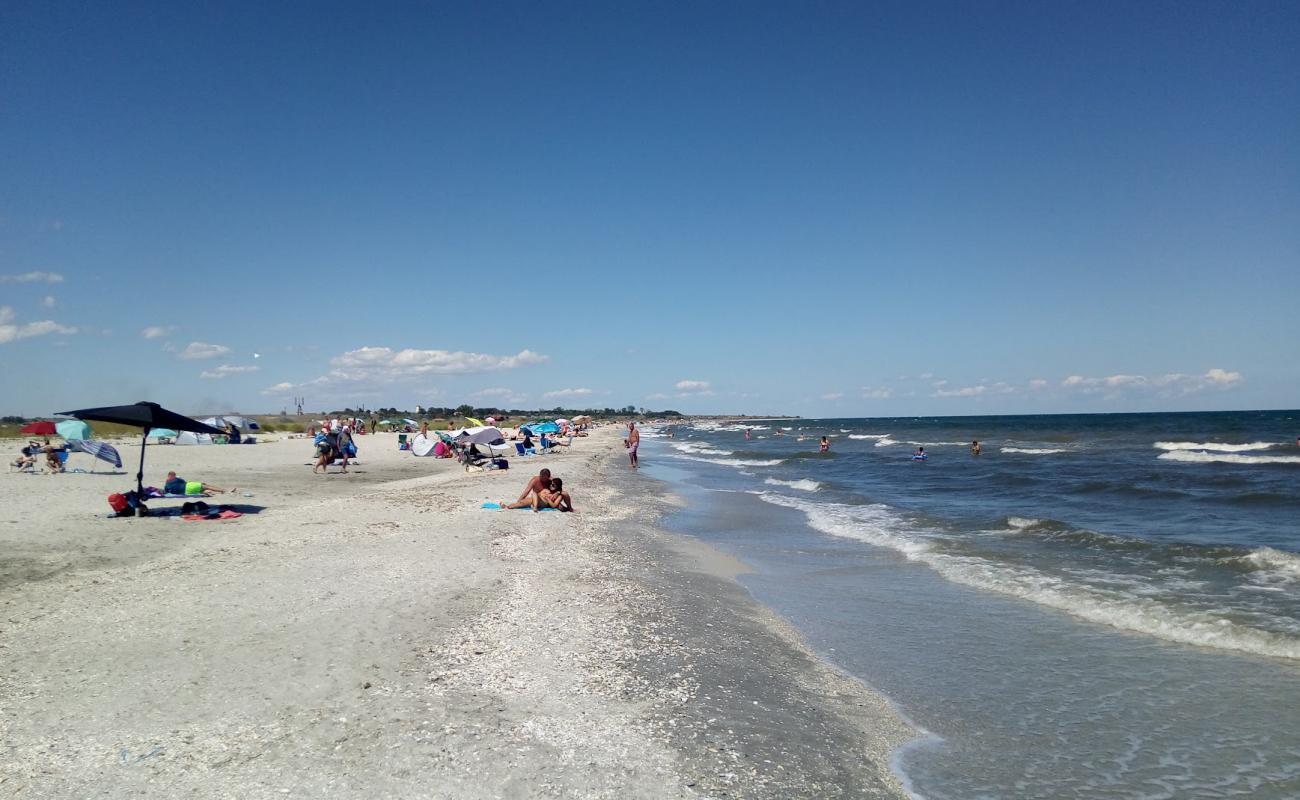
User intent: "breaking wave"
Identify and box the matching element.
[1001,447,1068,455]
[757,493,1300,660]
[1159,451,1300,465]
[849,433,890,440]
[1155,441,1275,452]
[764,478,823,492]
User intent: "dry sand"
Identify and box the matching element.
[1,428,914,798]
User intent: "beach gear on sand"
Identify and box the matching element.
[57,401,224,505]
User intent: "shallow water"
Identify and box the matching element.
[645,411,1300,798]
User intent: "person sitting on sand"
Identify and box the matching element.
[164,470,230,496]
[535,477,575,513]
[43,445,65,473]
[12,442,40,471]
[499,468,552,510]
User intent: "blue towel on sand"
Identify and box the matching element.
[480,502,556,511]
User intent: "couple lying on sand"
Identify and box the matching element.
[498,468,575,513]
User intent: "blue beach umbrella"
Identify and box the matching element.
[147,428,178,439]
[56,419,91,441]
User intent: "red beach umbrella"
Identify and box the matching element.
[19,421,57,435]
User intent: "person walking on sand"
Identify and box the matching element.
[627,422,640,469]
[499,468,553,509]
[337,425,353,473]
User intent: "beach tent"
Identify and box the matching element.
[175,431,215,446]
[523,421,560,435]
[55,401,223,503]
[146,428,178,439]
[56,419,92,441]
[410,433,443,457]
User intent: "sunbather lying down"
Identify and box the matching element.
[164,470,232,496]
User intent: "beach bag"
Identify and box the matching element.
[108,493,129,514]
[492,458,509,470]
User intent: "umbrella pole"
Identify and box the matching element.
[136,431,148,514]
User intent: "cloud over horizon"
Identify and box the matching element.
[261,346,549,397]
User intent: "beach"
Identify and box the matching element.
[0,428,913,798]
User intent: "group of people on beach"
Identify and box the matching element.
[498,468,575,512]
[11,439,65,473]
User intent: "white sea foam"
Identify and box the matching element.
[1000,447,1068,454]
[758,493,1300,660]
[764,478,822,492]
[1158,451,1300,465]
[849,434,890,440]
[1241,547,1300,582]
[873,437,967,447]
[669,442,734,456]
[669,454,785,468]
[1006,516,1046,530]
[1154,441,1275,452]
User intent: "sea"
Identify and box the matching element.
[639,411,1300,799]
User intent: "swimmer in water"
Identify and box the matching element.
[971,440,981,455]
[820,436,830,453]
[914,446,926,458]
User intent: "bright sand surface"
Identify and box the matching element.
[0,428,913,798]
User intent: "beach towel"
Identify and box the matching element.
[480,502,557,511]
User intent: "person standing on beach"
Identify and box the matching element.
[627,422,640,469]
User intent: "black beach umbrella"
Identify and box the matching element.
[55,402,225,504]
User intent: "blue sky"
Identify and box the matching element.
[2,1,1297,417]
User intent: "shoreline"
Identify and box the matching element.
[1,427,913,797]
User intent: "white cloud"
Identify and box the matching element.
[199,364,260,379]
[472,387,528,405]
[821,392,845,401]
[1028,378,1049,389]
[675,380,711,392]
[862,387,893,399]
[331,346,547,376]
[262,382,296,395]
[141,325,174,339]
[41,296,56,309]
[261,345,549,398]
[179,341,232,360]
[1060,369,1242,396]
[931,379,948,388]
[934,385,988,398]
[543,387,594,399]
[0,271,64,284]
[0,305,77,344]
